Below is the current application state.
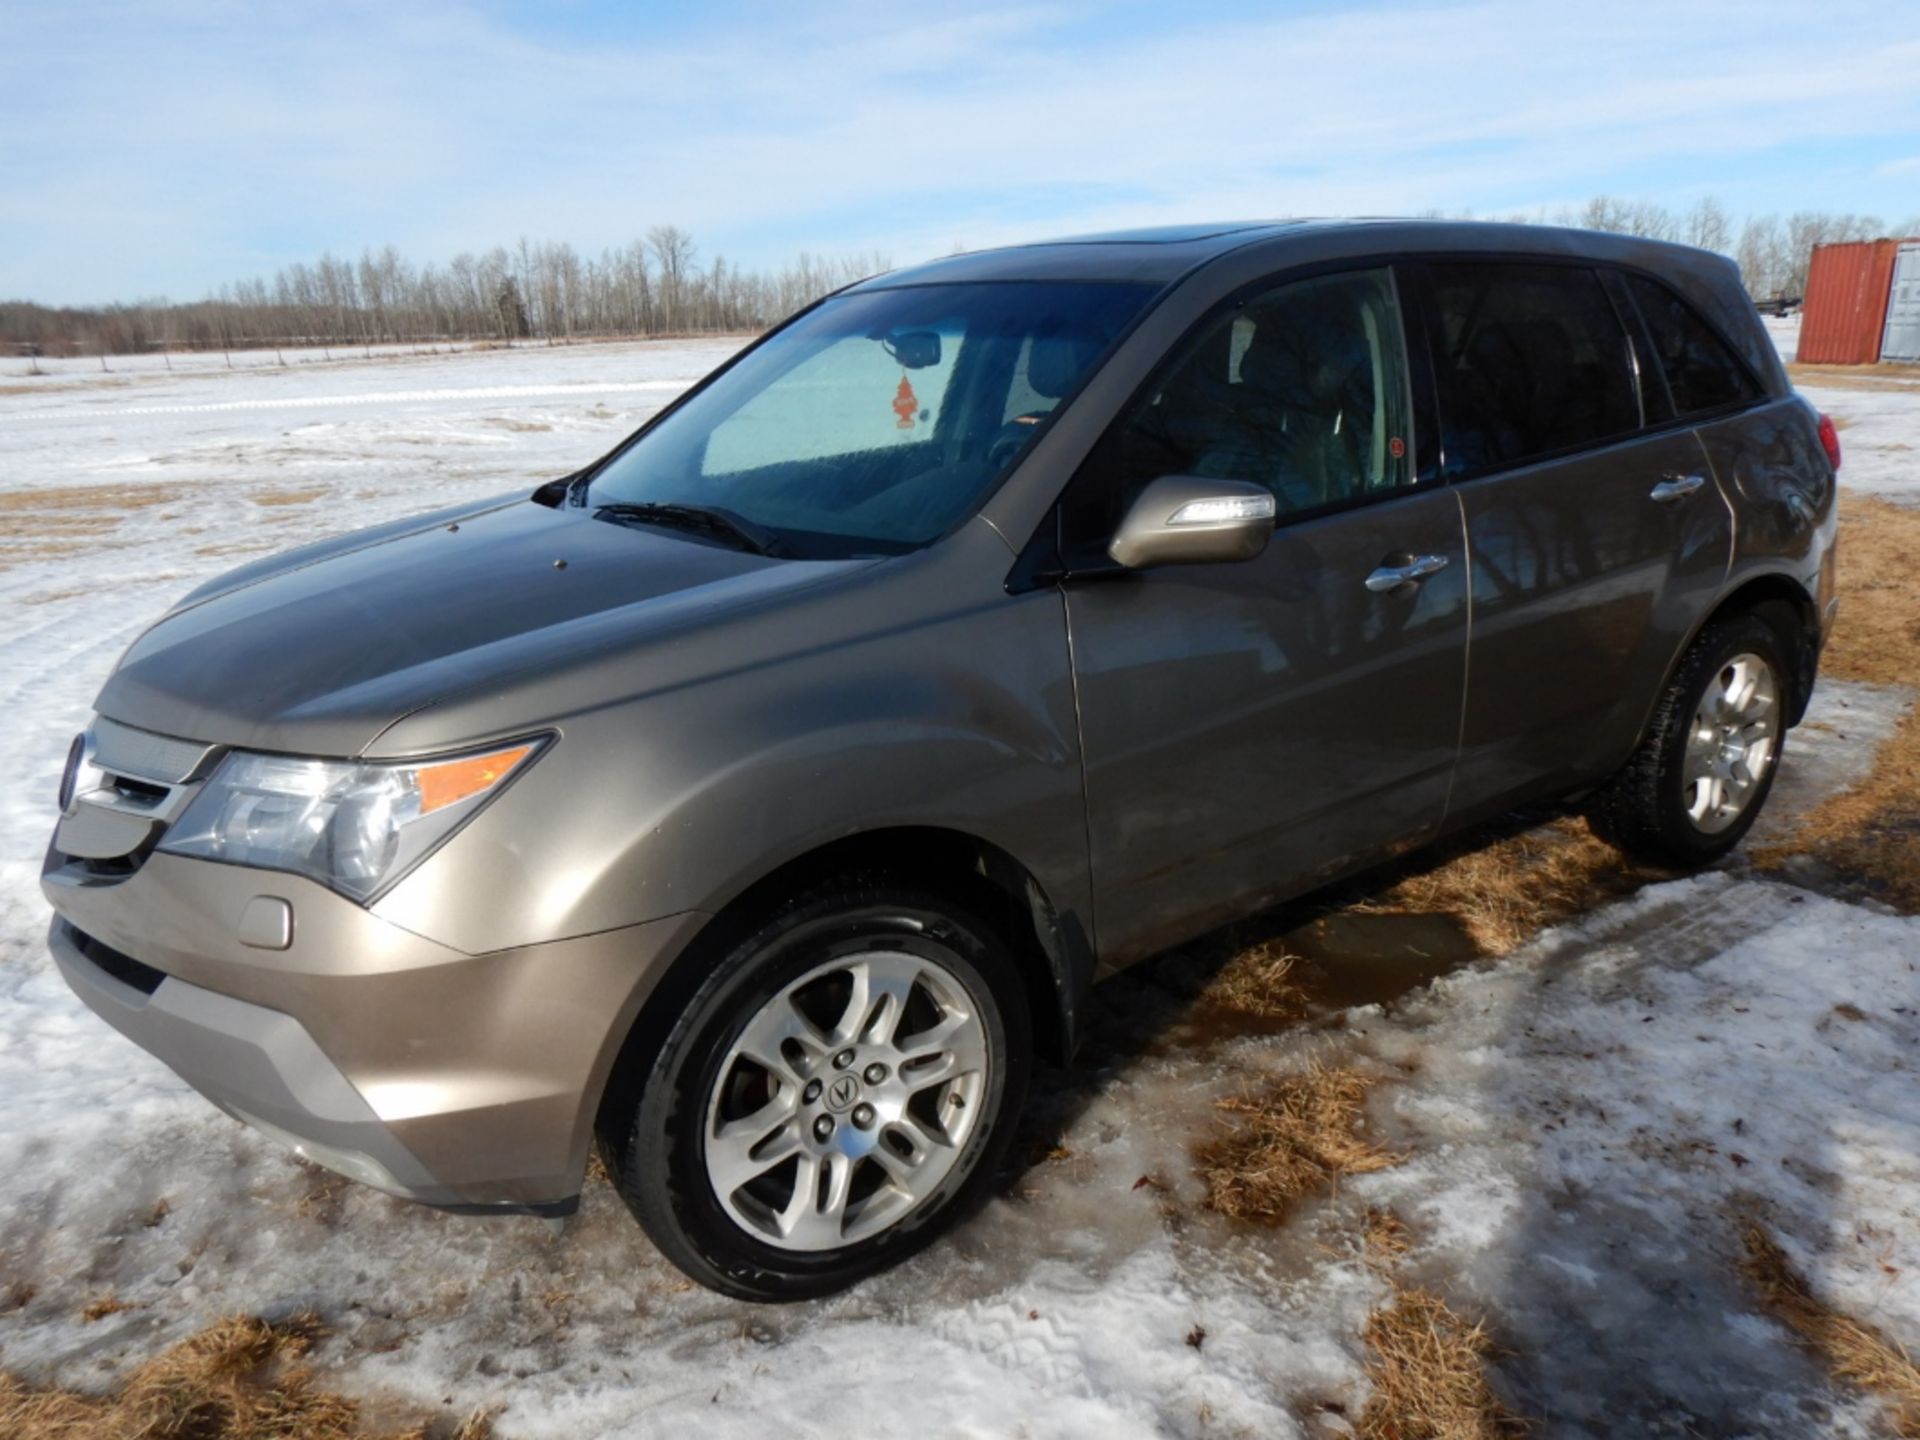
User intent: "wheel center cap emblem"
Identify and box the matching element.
[825,1075,861,1112]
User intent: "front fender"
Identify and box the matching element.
[370,576,1091,964]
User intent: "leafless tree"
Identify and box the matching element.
[647,225,697,331]
[1685,196,1732,254]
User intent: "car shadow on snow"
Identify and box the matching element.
[1365,871,1888,1438]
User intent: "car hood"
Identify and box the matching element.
[97,496,874,756]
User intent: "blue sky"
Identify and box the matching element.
[3,0,1918,304]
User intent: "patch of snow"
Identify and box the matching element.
[1764,313,1800,366]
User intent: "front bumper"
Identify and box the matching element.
[43,850,704,1210]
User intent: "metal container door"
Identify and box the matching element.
[1884,242,1920,364]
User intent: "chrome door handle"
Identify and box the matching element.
[1650,473,1706,503]
[1364,553,1449,593]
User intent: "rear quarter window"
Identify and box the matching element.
[1427,262,1640,477]
[1624,272,1761,416]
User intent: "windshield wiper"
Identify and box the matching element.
[592,501,784,557]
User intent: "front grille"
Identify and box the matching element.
[91,718,216,785]
[55,718,219,869]
[69,925,167,996]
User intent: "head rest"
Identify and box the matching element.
[1027,333,1100,400]
[1240,313,1370,409]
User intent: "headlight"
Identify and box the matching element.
[159,739,543,901]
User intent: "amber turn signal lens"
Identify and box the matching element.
[417,745,534,814]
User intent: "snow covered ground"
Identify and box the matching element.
[2,338,1919,1437]
[12,338,532,381]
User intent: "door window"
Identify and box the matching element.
[1065,267,1413,545]
[1623,273,1761,416]
[1427,263,1640,476]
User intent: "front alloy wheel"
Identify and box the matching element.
[704,950,990,1252]
[603,880,1030,1300]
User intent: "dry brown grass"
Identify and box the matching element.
[0,483,187,518]
[1356,1286,1527,1440]
[1810,497,1920,690]
[1344,1206,1526,1437]
[0,539,136,572]
[1349,816,1666,957]
[1789,361,1920,391]
[79,1294,134,1323]
[1752,494,1920,907]
[250,487,327,507]
[0,1314,494,1440]
[1741,1222,1920,1436]
[1197,1065,1398,1223]
[1202,939,1307,1019]
[1363,1206,1413,1267]
[0,482,189,556]
[10,513,125,536]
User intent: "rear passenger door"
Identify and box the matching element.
[1416,261,1733,814]
[1621,269,1828,572]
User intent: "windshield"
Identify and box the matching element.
[584,280,1158,556]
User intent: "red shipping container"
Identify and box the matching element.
[1798,240,1902,365]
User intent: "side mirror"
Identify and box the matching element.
[1108,476,1276,569]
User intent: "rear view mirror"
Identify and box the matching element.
[1108,476,1276,569]
[882,330,942,369]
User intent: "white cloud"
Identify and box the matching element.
[3,0,1918,301]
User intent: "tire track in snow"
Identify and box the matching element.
[936,1298,1097,1397]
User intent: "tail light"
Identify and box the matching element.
[1817,413,1842,473]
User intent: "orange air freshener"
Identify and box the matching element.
[893,374,918,430]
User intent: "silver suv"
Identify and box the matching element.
[44,221,1839,1299]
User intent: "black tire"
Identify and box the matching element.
[1586,613,1792,868]
[600,878,1032,1301]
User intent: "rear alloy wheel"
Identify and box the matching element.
[1587,614,1791,868]
[604,881,1029,1300]
[1677,651,1780,835]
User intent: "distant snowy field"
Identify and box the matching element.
[2,338,1920,1437]
[17,337,517,379]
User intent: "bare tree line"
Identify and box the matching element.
[1,226,890,358]
[8,199,1919,360]
[1427,196,1920,302]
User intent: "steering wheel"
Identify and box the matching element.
[986,414,1048,469]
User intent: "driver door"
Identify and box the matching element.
[1059,266,1470,964]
